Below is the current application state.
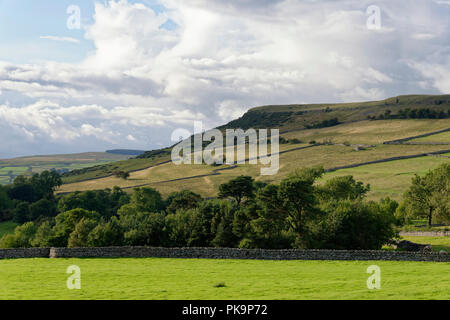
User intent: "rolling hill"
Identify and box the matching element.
[56,94,450,201]
[0,152,134,185]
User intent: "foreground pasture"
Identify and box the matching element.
[0,258,448,300]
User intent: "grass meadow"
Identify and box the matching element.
[321,154,450,200]
[0,258,448,300]
[400,236,450,252]
[411,131,450,143]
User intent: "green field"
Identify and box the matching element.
[411,131,450,143]
[0,258,448,300]
[401,236,450,253]
[321,154,450,200]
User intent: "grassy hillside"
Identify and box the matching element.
[57,120,450,200]
[1,258,449,300]
[221,94,450,131]
[56,95,450,200]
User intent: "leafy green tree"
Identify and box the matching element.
[0,185,13,222]
[29,199,56,220]
[120,212,167,246]
[13,202,30,224]
[113,171,130,180]
[402,164,450,226]
[128,187,165,213]
[8,178,36,203]
[218,176,255,205]
[183,200,219,247]
[211,200,239,247]
[244,184,291,248]
[31,220,56,247]
[165,190,202,214]
[0,222,37,248]
[50,208,100,247]
[312,200,398,250]
[68,218,98,248]
[278,168,323,246]
[58,188,129,218]
[165,211,194,247]
[318,175,370,201]
[87,217,124,247]
[110,186,131,214]
[31,170,62,199]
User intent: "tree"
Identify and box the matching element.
[113,171,130,180]
[239,185,292,249]
[0,222,37,248]
[165,190,202,214]
[402,164,450,227]
[211,200,239,248]
[13,202,30,224]
[317,175,370,201]
[0,185,13,222]
[278,167,324,246]
[8,178,36,203]
[218,176,255,205]
[29,199,56,220]
[68,218,98,248]
[128,187,165,213]
[120,211,167,246]
[87,217,123,247]
[58,188,129,218]
[31,170,62,199]
[311,200,398,250]
[50,208,100,247]
[31,220,56,247]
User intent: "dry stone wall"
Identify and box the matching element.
[0,247,448,262]
[0,248,50,259]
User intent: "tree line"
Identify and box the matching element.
[368,108,450,120]
[0,164,448,249]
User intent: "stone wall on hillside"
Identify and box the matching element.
[400,231,450,237]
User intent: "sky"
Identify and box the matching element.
[0,0,449,158]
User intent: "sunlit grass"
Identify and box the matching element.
[0,258,448,300]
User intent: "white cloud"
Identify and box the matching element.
[127,134,137,142]
[0,0,449,157]
[40,36,80,44]
[411,33,437,40]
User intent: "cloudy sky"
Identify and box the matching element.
[0,0,449,158]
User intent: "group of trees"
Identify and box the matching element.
[368,108,450,120]
[305,118,340,129]
[0,171,62,224]
[1,164,448,250]
[0,167,399,250]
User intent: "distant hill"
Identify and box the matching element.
[0,152,131,185]
[106,149,146,156]
[220,94,450,131]
[57,94,450,201]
